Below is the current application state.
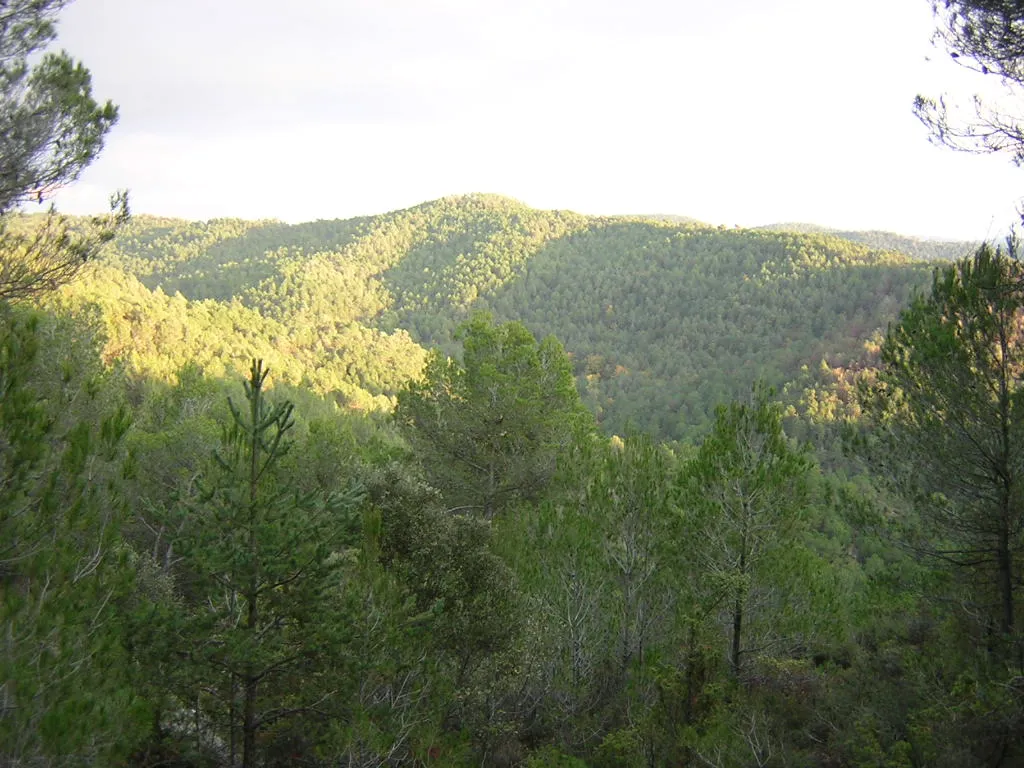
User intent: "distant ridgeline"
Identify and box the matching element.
[755,222,977,262]
[45,193,944,441]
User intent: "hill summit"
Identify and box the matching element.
[48,195,945,440]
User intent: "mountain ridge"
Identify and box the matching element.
[43,194,946,440]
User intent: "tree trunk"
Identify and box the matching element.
[999,527,1014,636]
[996,320,1017,667]
[242,586,258,768]
[242,674,257,768]
[243,379,261,768]
[732,520,748,676]
[731,592,743,676]
[732,547,746,676]
[229,672,237,767]
[998,516,1018,671]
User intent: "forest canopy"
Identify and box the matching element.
[4,1,1024,766]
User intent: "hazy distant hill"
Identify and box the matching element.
[47,195,939,441]
[756,222,975,262]
[641,213,710,227]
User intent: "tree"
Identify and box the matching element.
[366,461,522,760]
[395,313,592,517]
[161,360,363,768]
[857,243,1024,666]
[586,434,677,683]
[0,0,128,301]
[0,307,145,764]
[916,0,1024,163]
[684,385,814,676]
[497,433,682,751]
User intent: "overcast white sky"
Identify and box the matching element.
[50,0,1024,240]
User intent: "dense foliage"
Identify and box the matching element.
[756,222,975,262]
[6,4,1023,765]
[9,273,1024,765]
[8,183,1008,767]
[0,0,127,302]
[40,194,939,443]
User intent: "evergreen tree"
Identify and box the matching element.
[858,243,1024,667]
[917,0,1024,163]
[396,313,591,517]
[0,307,144,764]
[165,360,362,768]
[0,0,127,301]
[684,385,815,676]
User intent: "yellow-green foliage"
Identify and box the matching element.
[37,196,935,435]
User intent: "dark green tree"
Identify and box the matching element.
[583,435,678,686]
[0,0,128,301]
[916,0,1024,163]
[858,243,1024,666]
[684,385,815,676]
[395,313,592,517]
[0,308,144,764]
[507,433,682,755]
[166,360,362,768]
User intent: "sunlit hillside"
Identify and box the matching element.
[49,194,940,439]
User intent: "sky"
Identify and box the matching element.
[49,0,1024,240]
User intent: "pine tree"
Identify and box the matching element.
[395,313,591,518]
[168,360,362,767]
[684,385,814,676]
[0,0,128,302]
[858,244,1024,667]
[0,307,144,764]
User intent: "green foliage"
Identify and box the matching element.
[29,195,939,443]
[396,313,592,517]
[0,1,117,212]
[0,0,127,302]
[858,243,1024,658]
[525,744,590,767]
[47,262,426,409]
[757,223,975,261]
[683,385,820,675]
[150,360,365,767]
[2,192,1006,765]
[594,726,647,768]
[480,222,929,440]
[366,460,520,753]
[0,307,145,764]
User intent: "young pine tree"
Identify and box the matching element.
[169,360,362,768]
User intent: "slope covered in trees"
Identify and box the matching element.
[8,1,1024,765]
[49,194,940,441]
[756,222,975,262]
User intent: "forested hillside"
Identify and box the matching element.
[49,194,938,440]
[757,222,975,262]
[10,1,1024,767]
